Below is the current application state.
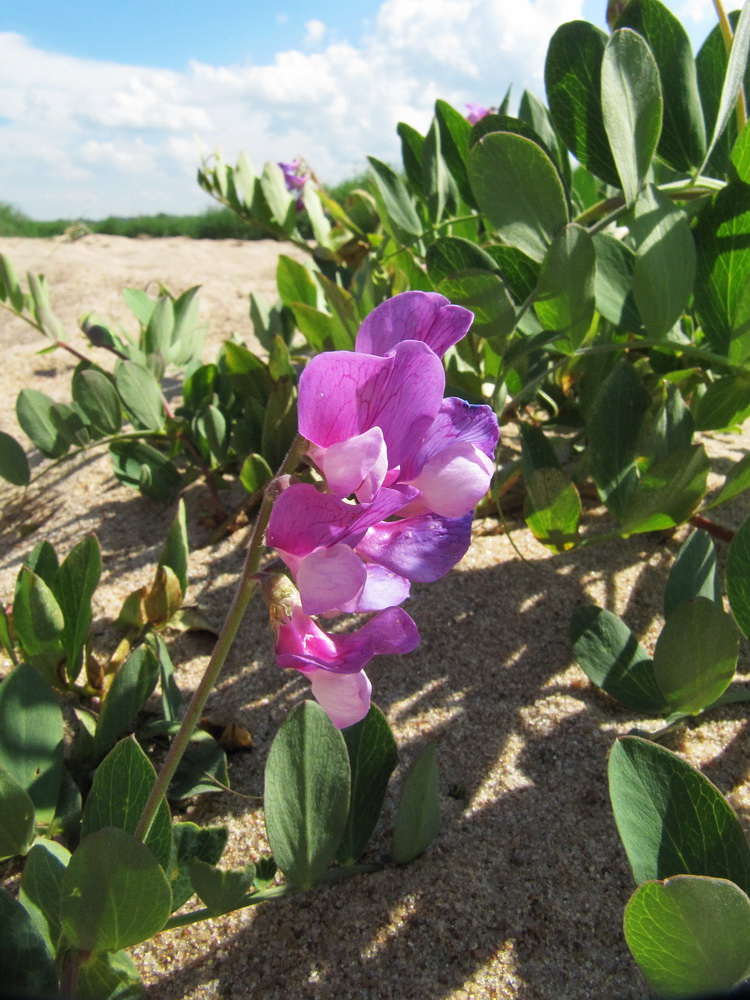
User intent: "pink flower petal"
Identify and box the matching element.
[355,291,473,358]
[307,668,373,728]
[296,544,367,615]
[409,441,494,518]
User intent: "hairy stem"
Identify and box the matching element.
[134,433,309,843]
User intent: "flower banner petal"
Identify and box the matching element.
[355,291,474,358]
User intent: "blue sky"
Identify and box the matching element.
[0,1,724,219]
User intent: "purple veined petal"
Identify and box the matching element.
[408,441,495,518]
[400,397,499,481]
[307,668,373,728]
[276,605,419,675]
[296,543,367,616]
[298,341,445,469]
[335,562,411,614]
[308,426,388,501]
[356,512,473,582]
[267,482,412,559]
[354,291,474,359]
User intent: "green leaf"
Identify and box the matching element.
[239,452,273,494]
[0,662,64,826]
[336,704,398,866]
[484,245,540,303]
[367,156,422,239]
[142,296,174,359]
[261,376,297,470]
[276,255,319,310]
[0,253,26,312]
[631,184,695,339]
[608,735,750,891]
[12,566,64,672]
[518,89,572,190]
[544,20,620,186]
[123,287,157,327]
[624,875,750,999]
[614,0,706,172]
[0,767,36,860]
[601,28,662,206]
[169,822,228,910]
[705,452,750,510]
[169,730,228,800]
[523,468,582,552]
[72,369,122,435]
[653,597,739,715]
[16,388,69,458]
[727,513,750,641]
[0,430,30,486]
[437,270,516,347]
[302,185,332,246]
[0,887,57,997]
[664,529,720,619]
[109,440,181,501]
[264,701,350,889]
[622,444,709,534]
[19,838,71,953]
[570,606,665,713]
[425,236,500,285]
[115,360,164,430]
[534,223,595,349]
[60,826,171,952]
[587,359,651,519]
[694,181,750,363]
[52,533,101,683]
[469,131,568,263]
[435,99,474,204]
[693,372,750,431]
[393,741,440,865]
[169,286,203,368]
[699,0,750,176]
[76,949,146,1000]
[422,117,449,222]
[157,498,188,597]
[398,120,426,195]
[188,859,255,915]
[94,645,160,759]
[260,161,296,231]
[731,117,750,185]
[82,736,172,870]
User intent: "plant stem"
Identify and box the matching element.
[712,0,749,132]
[134,433,309,843]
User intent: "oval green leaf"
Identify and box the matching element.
[727,513,750,641]
[608,736,750,891]
[60,826,171,952]
[652,596,739,715]
[469,132,568,263]
[624,875,750,998]
[72,369,122,436]
[0,430,30,486]
[393,741,440,865]
[264,701,350,889]
[601,28,662,206]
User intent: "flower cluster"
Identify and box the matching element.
[278,159,310,210]
[264,291,499,728]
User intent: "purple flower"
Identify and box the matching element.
[262,290,500,727]
[465,103,490,125]
[266,576,419,728]
[278,159,308,192]
[299,293,498,517]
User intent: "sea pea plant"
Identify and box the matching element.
[199,0,750,552]
[0,260,299,524]
[0,291,497,999]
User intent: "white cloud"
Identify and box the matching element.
[0,1,592,219]
[305,20,328,45]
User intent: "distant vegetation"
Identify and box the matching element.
[0,171,372,240]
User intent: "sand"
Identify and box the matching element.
[1,233,748,1000]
